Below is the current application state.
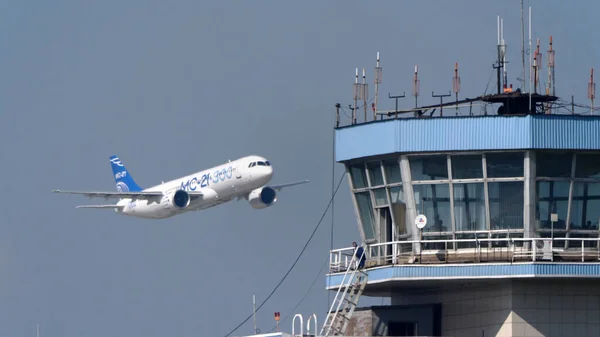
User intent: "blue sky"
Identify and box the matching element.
[2,1,599,336]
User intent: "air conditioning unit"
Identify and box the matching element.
[535,239,553,260]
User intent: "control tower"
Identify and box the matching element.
[323,22,600,337]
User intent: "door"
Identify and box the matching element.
[388,321,417,336]
[377,207,394,263]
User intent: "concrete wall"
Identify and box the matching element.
[343,309,372,336]
[382,279,600,337]
[510,279,600,337]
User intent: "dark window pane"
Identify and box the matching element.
[389,186,408,235]
[537,152,572,178]
[486,152,524,178]
[453,183,486,231]
[412,184,451,232]
[451,155,483,179]
[373,188,388,206]
[410,155,448,181]
[489,181,524,230]
[349,164,367,189]
[570,182,600,230]
[575,153,600,179]
[355,192,375,240]
[367,162,384,186]
[535,181,569,230]
[383,159,402,184]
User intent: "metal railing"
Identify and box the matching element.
[329,237,600,273]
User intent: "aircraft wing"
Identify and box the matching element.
[76,204,125,209]
[269,180,310,191]
[52,189,203,200]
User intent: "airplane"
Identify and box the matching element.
[52,155,309,219]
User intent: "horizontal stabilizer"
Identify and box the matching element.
[76,204,125,209]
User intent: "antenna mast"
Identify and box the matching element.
[413,64,420,109]
[362,68,368,122]
[521,0,526,90]
[352,68,358,124]
[528,5,532,113]
[546,36,555,113]
[495,16,506,94]
[453,62,461,115]
[588,68,595,114]
[374,52,382,120]
[534,39,540,94]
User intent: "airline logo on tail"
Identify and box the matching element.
[109,155,142,192]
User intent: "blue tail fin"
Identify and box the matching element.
[109,155,143,192]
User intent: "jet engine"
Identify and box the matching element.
[162,189,191,209]
[248,186,277,209]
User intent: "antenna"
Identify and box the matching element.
[432,91,451,116]
[352,68,359,124]
[362,68,368,122]
[453,62,461,115]
[494,15,506,94]
[534,38,541,94]
[374,52,382,120]
[501,17,508,93]
[413,64,420,108]
[521,0,526,90]
[528,5,532,113]
[546,35,555,113]
[588,68,595,114]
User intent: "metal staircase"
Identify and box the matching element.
[320,247,368,336]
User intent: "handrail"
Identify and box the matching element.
[329,237,600,273]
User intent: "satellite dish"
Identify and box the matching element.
[415,214,427,229]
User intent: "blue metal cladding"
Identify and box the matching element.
[325,263,600,288]
[335,114,600,162]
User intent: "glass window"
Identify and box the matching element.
[412,184,451,232]
[575,153,600,179]
[389,186,407,235]
[389,186,404,203]
[486,152,524,178]
[383,159,402,184]
[355,192,375,240]
[535,181,569,230]
[257,161,266,166]
[537,152,572,178]
[367,162,385,186]
[451,154,483,179]
[570,182,600,230]
[409,155,449,181]
[453,183,486,231]
[349,164,367,189]
[373,188,388,206]
[488,182,524,230]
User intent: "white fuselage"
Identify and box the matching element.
[115,155,273,219]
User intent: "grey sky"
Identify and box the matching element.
[2,1,599,336]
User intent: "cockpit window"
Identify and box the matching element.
[248,162,257,167]
[257,161,266,166]
[265,161,271,166]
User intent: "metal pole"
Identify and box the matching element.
[432,91,451,116]
[388,92,406,119]
[253,295,257,334]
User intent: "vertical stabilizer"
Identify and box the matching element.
[109,155,143,192]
